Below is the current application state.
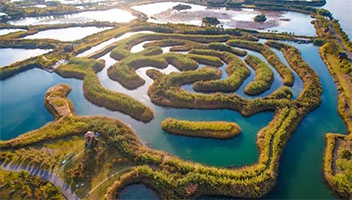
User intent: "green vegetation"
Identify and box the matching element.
[208,42,247,57]
[0,170,64,200]
[244,54,274,95]
[190,49,250,93]
[108,54,168,89]
[227,39,294,86]
[202,17,220,26]
[161,118,241,139]
[164,53,199,71]
[0,1,77,20]
[173,4,192,11]
[56,57,154,122]
[324,134,352,199]
[254,14,267,22]
[187,53,223,67]
[45,84,75,119]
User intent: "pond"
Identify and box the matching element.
[0,28,26,36]
[0,39,346,199]
[132,2,316,36]
[23,26,112,41]
[0,48,51,67]
[118,184,159,200]
[8,8,136,26]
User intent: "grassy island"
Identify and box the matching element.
[254,14,267,22]
[161,118,241,139]
[202,17,220,26]
[244,54,274,95]
[45,84,75,119]
[173,4,192,11]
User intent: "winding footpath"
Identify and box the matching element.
[1,163,80,200]
[83,167,131,200]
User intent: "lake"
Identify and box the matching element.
[132,2,316,36]
[0,48,51,67]
[8,8,136,26]
[23,26,112,41]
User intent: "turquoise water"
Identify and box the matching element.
[0,44,346,198]
[0,69,82,140]
[119,184,159,200]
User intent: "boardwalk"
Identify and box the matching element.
[1,163,81,200]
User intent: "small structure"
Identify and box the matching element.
[337,52,348,59]
[85,131,98,147]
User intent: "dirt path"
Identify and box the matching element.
[329,22,352,59]
[1,163,81,200]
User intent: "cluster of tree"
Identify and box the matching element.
[323,134,352,199]
[161,118,241,139]
[254,14,267,22]
[1,1,77,20]
[189,49,250,93]
[0,170,64,200]
[172,4,192,11]
[202,17,220,26]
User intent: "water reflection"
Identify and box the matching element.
[132,2,316,36]
[23,26,112,41]
[9,8,136,25]
[0,48,51,67]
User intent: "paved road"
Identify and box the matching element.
[1,163,81,200]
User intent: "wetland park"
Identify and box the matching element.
[0,0,351,199]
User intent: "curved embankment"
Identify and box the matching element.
[55,57,154,122]
[161,118,241,139]
[244,54,274,95]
